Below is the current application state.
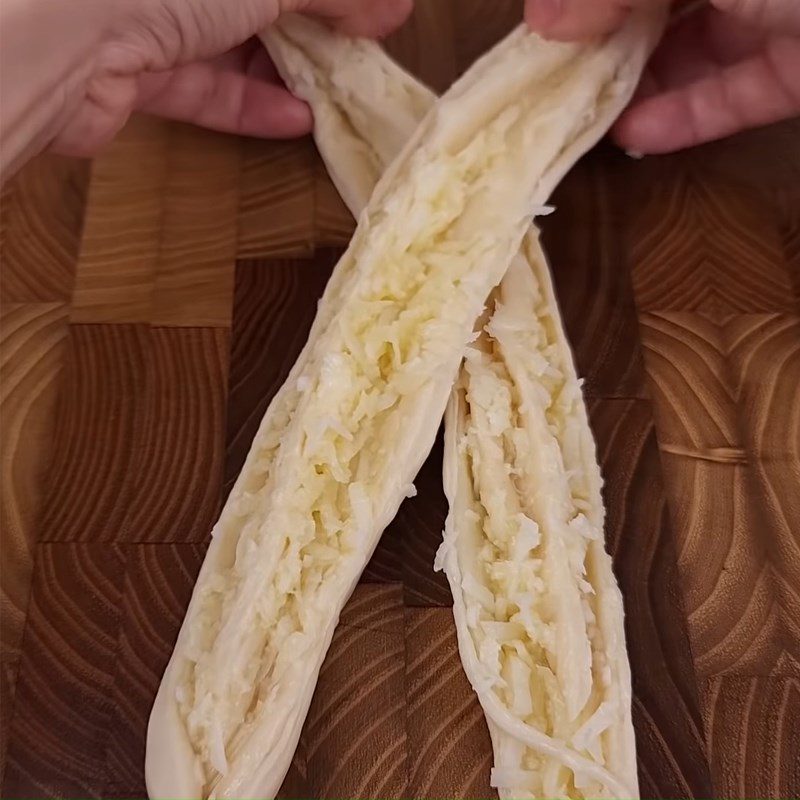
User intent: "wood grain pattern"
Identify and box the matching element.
[38,324,148,542]
[703,676,800,799]
[3,544,125,799]
[658,452,795,678]
[589,399,713,798]
[640,311,741,454]
[150,125,240,327]
[641,312,800,677]
[0,657,16,786]
[726,314,800,460]
[71,115,171,324]
[0,303,70,781]
[629,165,795,320]
[224,252,340,495]
[2,3,799,796]
[726,315,800,675]
[122,328,229,543]
[104,545,205,798]
[237,137,316,259]
[385,0,458,93]
[302,585,408,800]
[404,608,494,800]
[1,304,69,655]
[360,431,452,607]
[0,155,89,304]
[542,154,648,399]
[38,325,228,544]
[452,0,520,75]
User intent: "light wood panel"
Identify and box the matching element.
[640,311,741,454]
[71,115,171,324]
[237,137,316,259]
[640,311,800,678]
[150,125,240,327]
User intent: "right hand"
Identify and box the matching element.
[524,0,800,153]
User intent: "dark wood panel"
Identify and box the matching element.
[0,658,18,786]
[404,608,494,800]
[541,155,648,399]
[3,544,125,799]
[1,304,69,656]
[121,328,229,543]
[104,545,205,798]
[589,399,713,798]
[385,0,458,93]
[703,676,800,800]
[639,311,741,454]
[302,585,408,799]
[627,164,795,320]
[224,252,341,495]
[39,325,148,542]
[0,155,89,304]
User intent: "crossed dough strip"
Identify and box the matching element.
[265,16,647,799]
[147,11,663,800]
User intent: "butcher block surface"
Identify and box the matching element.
[1,2,799,797]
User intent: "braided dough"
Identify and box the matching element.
[146,10,663,799]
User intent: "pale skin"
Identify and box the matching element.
[0,0,798,179]
[0,0,412,176]
[525,0,800,152]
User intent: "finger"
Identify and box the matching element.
[712,0,800,33]
[646,5,766,88]
[613,36,800,153]
[629,6,770,111]
[136,55,312,138]
[646,10,721,87]
[293,0,413,38]
[50,73,138,157]
[524,0,633,40]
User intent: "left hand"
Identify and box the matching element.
[0,0,412,175]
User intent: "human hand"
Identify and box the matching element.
[524,0,800,153]
[0,0,412,176]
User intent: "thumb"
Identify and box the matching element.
[289,0,413,38]
[524,0,633,40]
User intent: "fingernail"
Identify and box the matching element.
[526,0,564,30]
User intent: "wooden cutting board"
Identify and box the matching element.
[1,2,799,797]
